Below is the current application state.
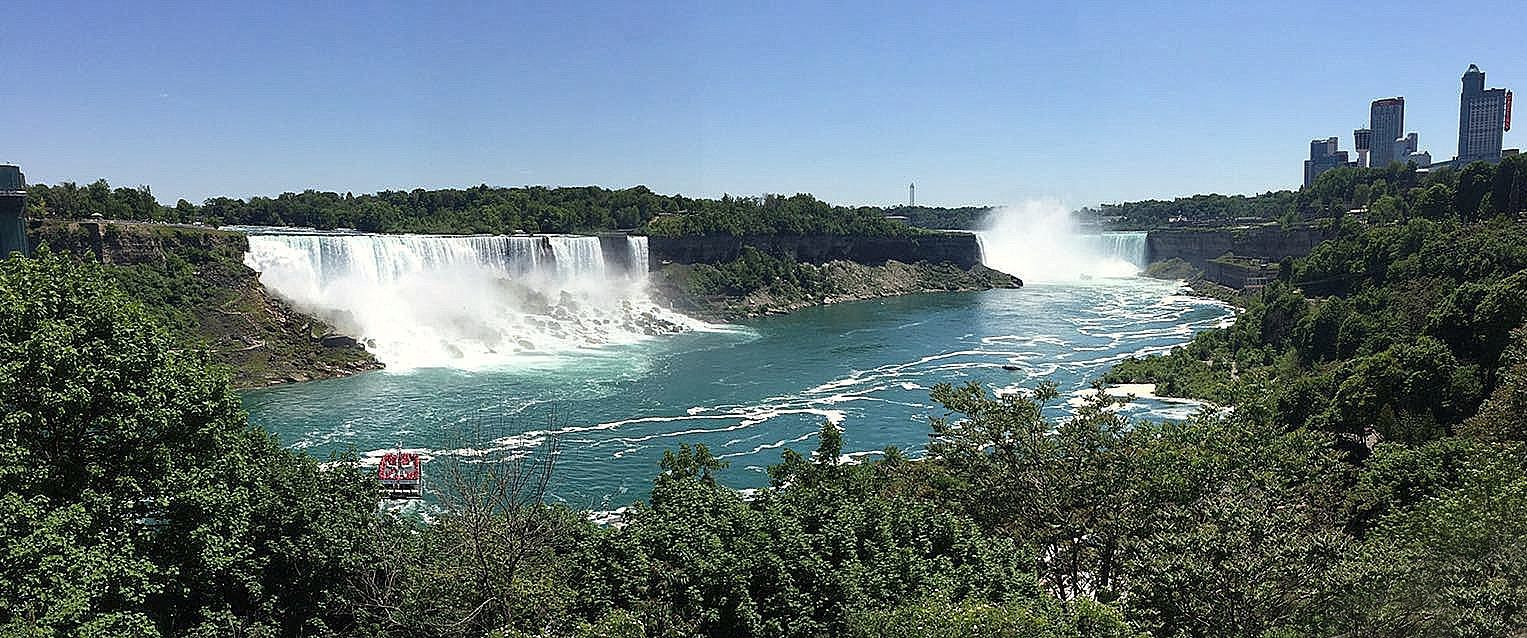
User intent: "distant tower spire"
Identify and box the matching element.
[909,182,915,207]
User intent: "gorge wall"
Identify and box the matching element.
[646,232,984,269]
[1146,224,1331,271]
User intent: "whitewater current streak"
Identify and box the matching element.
[975,201,1147,281]
[241,231,700,369]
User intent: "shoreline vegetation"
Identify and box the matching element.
[5,157,1527,636]
[649,248,1021,321]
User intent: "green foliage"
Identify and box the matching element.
[850,597,1140,638]
[682,247,826,298]
[1315,439,1527,636]
[1426,269,1527,368]
[881,205,992,230]
[1321,337,1481,440]
[1300,164,1420,216]
[0,251,381,636]
[1460,325,1527,442]
[1414,182,1455,220]
[578,440,1036,637]
[1076,191,1297,228]
[923,382,1354,636]
[27,181,928,239]
[1104,333,1237,404]
[644,193,924,238]
[1456,161,1498,221]
[12,157,1527,638]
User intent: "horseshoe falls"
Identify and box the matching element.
[242,230,702,370]
[976,201,1148,281]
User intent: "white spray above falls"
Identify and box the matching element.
[975,201,1147,282]
[241,230,702,370]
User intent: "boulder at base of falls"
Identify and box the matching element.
[318,333,361,349]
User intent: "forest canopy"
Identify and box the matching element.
[23,182,923,238]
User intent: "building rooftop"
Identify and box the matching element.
[0,165,24,193]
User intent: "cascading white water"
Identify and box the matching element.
[975,201,1147,281]
[241,230,699,369]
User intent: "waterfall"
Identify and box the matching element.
[1077,232,1148,271]
[974,201,1147,281]
[241,230,695,369]
[626,236,650,274]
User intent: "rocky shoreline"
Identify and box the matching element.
[649,259,1022,322]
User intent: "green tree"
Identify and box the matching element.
[0,250,379,636]
[1455,161,1497,222]
[850,597,1139,638]
[927,381,1143,600]
[1315,439,1527,636]
[1414,182,1455,220]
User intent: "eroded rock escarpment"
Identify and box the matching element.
[650,260,1021,321]
[27,220,380,387]
[1145,224,1329,271]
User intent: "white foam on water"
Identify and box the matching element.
[241,230,708,369]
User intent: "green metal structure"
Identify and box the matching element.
[0,165,26,258]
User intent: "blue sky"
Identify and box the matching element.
[2,1,1522,207]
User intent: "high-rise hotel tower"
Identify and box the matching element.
[1457,64,1509,164]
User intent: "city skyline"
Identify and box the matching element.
[1304,62,1514,187]
[1,1,1522,208]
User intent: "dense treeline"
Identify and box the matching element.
[881,205,992,230]
[643,193,924,238]
[30,158,1520,241]
[1077,191,1299,228]
[24,181,675,234]
[23,181,921,238]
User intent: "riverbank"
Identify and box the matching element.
[648,258,1021,321]
[1142,257,1252,307]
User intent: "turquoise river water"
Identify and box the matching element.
[242,278,1234,509]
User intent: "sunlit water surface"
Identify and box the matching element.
[242,279,1232,508]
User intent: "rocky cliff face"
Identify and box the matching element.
[1145,225,1330,270]
[28,220,234,265]
[27,220,381,387]
[650,260,1019,321]
[647,232,984,269]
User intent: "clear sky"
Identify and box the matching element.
[2,1,1523,208]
